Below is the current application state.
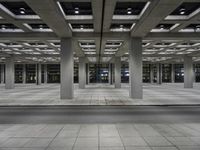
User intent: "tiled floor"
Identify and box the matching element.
[0,83,200,105]
[0,123,200,149]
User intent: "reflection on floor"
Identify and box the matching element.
[0,83,200,105]
[0,123,200,149]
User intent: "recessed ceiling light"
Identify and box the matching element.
[1,25,5,30]
[179,8,185,15]
[19,8,25,14]
[160,25,164,30]
[120,25,123,29]
[39,25,43,29]
[196,25,200,30]
[127,8,132,14]
[80,25,84,30]
[75,7,79,14]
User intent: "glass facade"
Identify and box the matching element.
[175,64,184,83]
[195,64,200,82]
[47,64,60,83]
[0,65,4,83]
[162,64,171,83]
[74,64,78,83]
[26,64,36,83]
[121,64,129,83]
[153,64,157,83]
[1,63,200,84]
[15,64,23,83]
[89,64,109,83]
[41,64,45,83]
[143,64,150,83]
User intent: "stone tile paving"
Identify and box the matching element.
[0,123,199,149]
[0,83,200,106]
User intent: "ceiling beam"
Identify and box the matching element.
[25,0,72,37]
[131,0,184,37]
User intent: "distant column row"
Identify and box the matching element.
[2,62,196,85]
[1,38,197,100]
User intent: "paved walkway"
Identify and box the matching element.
[0,123,200,149]
[0,83,200,106]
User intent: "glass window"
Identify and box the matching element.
[143,64,150,83]
[74,64,78,83]
[41,64,45,83]
[26,64,36,83]
[47,64,60,83]
[15,64,23,83]
[175,64,184,83]
[89,64,109,83]
[195,64,200,82]
[153,64,157,83]
[121,64,129,83]
[162,64,171,83]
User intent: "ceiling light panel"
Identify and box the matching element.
[79,42,96,48]
[180,24,200,32]
[24,23,52,32]
[165,2,200,20]
[0,1,39,19]
[51,42,60,47]
[0,23,23,32]
[106,41,122,47]
[69,23,94,32]
[0,42,22,47]
[113,2,150,20]
[58,2,93,20]
[151,24,179,32]
[25,42,48,48]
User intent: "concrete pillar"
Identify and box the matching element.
[1,64,4,84]
[22,64,26,84]
[36,63,41,85]
[5,57,14,89]
[171,64,175,83]
[184,55,193,88]
[44,64,48,84]
[60,38,73,99]
[150,64,154,83]
[129,38,143,99]
[114,57,121,88]
[79,57,86,89]
[157,63,162,84]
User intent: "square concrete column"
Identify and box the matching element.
[5,57,14,89]
[157,63,162,84]
[171,64,175,83]
[114,57,121,88]
[23,64,26,84]
[36,63,41,85]
[150,64,154,83]
[1,64,5,84]
[184,55,193,88]
[44,64,48,84]
[79,57,86,89]
[129,37,143,99]
[60,38,73,99]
